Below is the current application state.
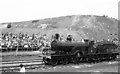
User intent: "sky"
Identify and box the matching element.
[0,0,119,23]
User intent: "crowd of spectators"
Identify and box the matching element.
[0,32,51,52]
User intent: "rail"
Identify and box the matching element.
[1,59,44,72]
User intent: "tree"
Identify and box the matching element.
[7,23,12,28]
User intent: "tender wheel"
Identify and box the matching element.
[106,55,115,61]
[93,55,100,63]
[111,55,117,60]
[106,55,112,61]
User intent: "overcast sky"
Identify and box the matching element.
[0,0,119,23]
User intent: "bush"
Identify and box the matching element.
[7,23,12,28]
[103,15,108,17]
[32,20,39,23]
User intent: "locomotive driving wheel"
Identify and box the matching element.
[73,52,82,64]
[62,58,68,65]
[51,59,58,66]
[73,58,81,64]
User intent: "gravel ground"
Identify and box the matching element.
[29,61,119,72]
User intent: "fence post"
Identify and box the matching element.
[16,46,18,56]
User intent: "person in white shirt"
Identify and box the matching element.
[20,64,25,74]
[81,39,85,43]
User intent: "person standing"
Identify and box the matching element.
[19,64,25,74]
[66,35,72,42]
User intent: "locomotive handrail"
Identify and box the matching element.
[52,41,88,46]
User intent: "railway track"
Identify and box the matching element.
[1,55,120,72]
[1,59,45,72]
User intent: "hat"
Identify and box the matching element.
[20,64,24,67]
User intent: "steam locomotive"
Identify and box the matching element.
[42,35,119,66]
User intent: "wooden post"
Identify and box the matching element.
[16,46,18,56]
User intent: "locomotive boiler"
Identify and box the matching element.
[42,39,119,66]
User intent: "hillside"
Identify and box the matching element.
[1,15,119,41]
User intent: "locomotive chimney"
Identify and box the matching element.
[84,39,94,46]
[55,33,60,40]
[89,40,95,46]
[84,39,89,43]
[84,39,89,45]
